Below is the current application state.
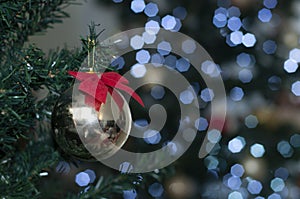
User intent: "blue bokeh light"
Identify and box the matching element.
[228,136,246,153]
[270,177,285,192]
[173,6,187,20]
[228,176,242,190]
[131,63,146,78]
[290,134,300,148]
[164,55,177,69]
[144,2,159,17]
[161,15,177,30]
[231,164,245,177]
[148,183,164,197]
[230,31,243,45]
[142,31,156,44]
[277,141,294,158]
[228,191,243,199]
[144,129,161,144]
[123,189,137,199]
[237,53,252,67]
[284,59,298,73]
[245,114,259,128]
[195,117,209,131]
[151,53,164,66]
[131,0,146,13]
[75,172,90,187]
[145,20,160,35]
[242,33,257,47]
[182,39,197,54]
[136,49,150,64]
[227,6,241,17]
[176,57,190,72]
[289,48,300,62]
[268,193,281,199]
[275,167,289,180]
[230,87,244,101]
[83,169,96,184]
[239,69,253,83]
[258,8,272,22]
[111,56,125,70]
[292,81,300,96]
[130,35,144,50]
[157,41,172,55]
[250,143,265,158]
[213,13,227,28]
[263,40,277,54]
[204,155,219,170]
[180,89,195,104]
[207,129,221,143]
[264,0,278,9]
[227,17,242,31]
[248,180,263,194]
[151,85,165,100]
[201,88,215,102]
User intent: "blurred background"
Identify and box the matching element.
[27,0,300,198]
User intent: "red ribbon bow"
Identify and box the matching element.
[68,71,144,111]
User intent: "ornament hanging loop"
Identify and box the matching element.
[87,37,96,73]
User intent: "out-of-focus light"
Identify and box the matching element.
[201,88,214,102]
[227,17,242,31]
[245,115,259,128]
[289,48,300,62]
[204,155,219,169]
[230,87,244,101]
[75,172,90,187]
[144,2,159,17]
[231,164,245,177]
[151,85,165,100]
[239,69,253,83]
[142,31,156,44]
[201,60,220,77]
[207,129,221,143]
[112,0,123,3]
[164,55,177,69]
[173,6,187,20]
[136,50,150,64]
[182,39,196,54]
[274,167,289,180]
[292,81,300,96]
[284,59,298,73]
[268,193,281,199]
[176,57,190,72]
[250,143,265,158]
[131,0,146,13]
[228,191,243,199]
[263,40,277,54]
[227,6,241,17]
[151,53,164,66]
[123,189,137,199]
[270,177,285,192]
[161,15,177,30]
[230,31,243,45]
[277,141,294,158]
[130,35,144,50]
[111,56,125,70]
[290,134,300,148]
[247,180,263,194]
[215,7,227,15]
[180,89,195,104]
[157,41,172,55]
[144,129,161,144]
[194,117,208,131]
[228,176,242,190]
[213,13,227,28]
[268,76,281,91]
[237,53,252,67]
[264,0,278,9]
[148,183,164,197]
[131,63,146,78]
[119,162,133,173]
[171,18,182,32]
[228,136,246,153]
[83,169,96,184]
[145,20,160,35]
[242,33,256,47]
[258,8,272,22]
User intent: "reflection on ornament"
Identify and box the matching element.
[51,84,131,161]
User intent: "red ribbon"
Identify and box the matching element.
[68,71,144,111]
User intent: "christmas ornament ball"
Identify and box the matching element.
[51,85,131,161]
